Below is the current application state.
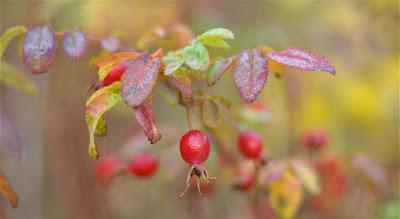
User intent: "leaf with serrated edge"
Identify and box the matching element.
[134,95,161,144]
[62,30,87,61]
[0,61,38,96]
[202,99,220,128]
[0,173,19,208]
[183,39,209,71]
[232,49,268,103]
[121,55,161,108]
[85,82,121,159]
[0,25,27,59]
[164,60,184,75]
[199,28,234,40]
[207,57,234,86]
[22,26,57,74]
[266,47,335,74]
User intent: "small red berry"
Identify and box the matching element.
[128,154,159,178]
[100,61,129,87]
[234,173,255,192]
[180,130,210,165]
[95,155,121,184]
[178,130,215,198]
[238,131,263,159]
[301,128,328,151]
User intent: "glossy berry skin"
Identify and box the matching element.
[180,130,210,165]
[128,154,159,178]
[301,128,328,151]
[95,156,121,184]
[100,61,129,87]
[238,131,263,159]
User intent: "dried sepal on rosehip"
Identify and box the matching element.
[178,130,216,198]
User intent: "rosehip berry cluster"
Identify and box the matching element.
[178,130,216,198]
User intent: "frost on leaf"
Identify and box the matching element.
[167,76,192,97]
[232,49,268,103]
[164,60,184,75]
[183,39,209,71]
[207,57,234,86]
[266,47,336,75]
[0,173,19,208]
[121,55,161,108]
[22,26,57,74]
[134,95,161,144]
[62,30,87,61]
[0,25,27,59]
[85,82,122,159]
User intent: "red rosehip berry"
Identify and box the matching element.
[238,131,263,159]
[233,172,255,192]
[100,61,130,87]
[178,130,215,198]
[180,130,210,165]
[128,154,159,178]
[301,128,328,151]
[95,155,121,184]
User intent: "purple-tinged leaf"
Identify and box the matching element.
[134,95,161,144]
[22,26,57,74]
[167,77,192,97]
[101,37,120,52]
[207,57,234,86]
[232,49,268,103]
[62,30,87,61]
[266,47,335,74]
[121,55,161,108]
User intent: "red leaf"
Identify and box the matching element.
[121,55,161,108]
[62,30,87,61]
[266,47,336,74]
[167,77,192,97]
[22,26,57,74]
[134,95,161,144]
[232,49,268,103]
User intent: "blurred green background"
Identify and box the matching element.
[1,1,398,219]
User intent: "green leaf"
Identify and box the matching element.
[95,117,107,136]
[164,60,184,75]
[0,25,27,59]
[207,57,234,86]
[0,61,37,95]
[199,28,234,40]
[85,82,122,159]
[183,39,210,71]
[199,37,230,49]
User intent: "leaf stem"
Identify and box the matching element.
[185,107,193,130]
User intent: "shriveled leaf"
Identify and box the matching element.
[134,95,161,144]
[183,39,209,71]
[62,30,87,61]
[164,60,184,75]
[0,61,38,95]
[207,57,234,86]
[22,26,57,74]
[266,47,336,74]
[290,158,320,195]
[101,37,120,52]
[352,154,387,190]
[0,25,27,59]
[199,28,234,40]
[0,106,22,159]
[0,173,19,208]
[121,55,161,108]
[268,170,303,219]
[201,99,221,128]
[85,82,122,159]
[199,38,230,49]
[232,49,268,103]
[95,117,107,136]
